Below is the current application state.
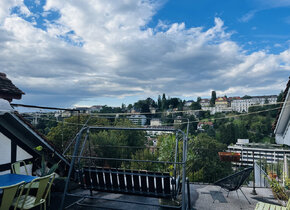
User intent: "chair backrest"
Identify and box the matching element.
[0,181,24,210]
[21,173,55,207]
[286,198,290,209]
[214,167,253,191]
[11,161,28,175]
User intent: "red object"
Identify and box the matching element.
[218,152,240,162]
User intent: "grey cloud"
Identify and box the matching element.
[0,1,288,107]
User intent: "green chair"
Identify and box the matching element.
[12,173,55,210]
[11,161,29,175]
[11,161,39,190]
[0,181,25,210]
[255,199,290,210]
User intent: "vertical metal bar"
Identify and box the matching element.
[251,151,257,195]
[181,130,187,210]
[60,127,86,210]
[77,129,90,165]
[174,131,179,193]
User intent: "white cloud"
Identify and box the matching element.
[0,0,288,107]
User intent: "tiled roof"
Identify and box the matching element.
[272,77,290,131]
[198,121,213,126]
[0,73,24,101]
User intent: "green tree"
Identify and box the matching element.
[277,90,284,102]
[47,115,110,150]
[210,91,217,106]
[187,133,232,182]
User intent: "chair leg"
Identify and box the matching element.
[236,190,239,199]
[239,188,251,204]
[227,191,230,197]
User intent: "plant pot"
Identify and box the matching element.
[218,152,240,162]
[269,173,277,179]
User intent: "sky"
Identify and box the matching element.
[1,0,290,108]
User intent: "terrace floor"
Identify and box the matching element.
[50,184,280,210]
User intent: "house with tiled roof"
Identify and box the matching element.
[273,78,290,146]
[197,121,213,131]
[215,97,229,108]
[0,73,69,175]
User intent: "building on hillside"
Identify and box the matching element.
[150,118,161,126]
[145,126,174,136]
[197,121,213,131]
[184,100,194,107]
[149,106,156,114]
[90,105,103,112]
[0,73,24,102]
[200,99,210,107]
[128,115,146,126]
[201,106,232,115]
[174,116,183,126]
[273,78,290,146]
[231,95,277,113]
[215,97,229,108]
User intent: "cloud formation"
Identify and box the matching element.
[0,0,289,107]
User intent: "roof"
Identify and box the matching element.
[272,78,290,131]
[198,121,213,126]
[0,73,24,102]
[215,97,227,102]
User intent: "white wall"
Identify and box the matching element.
[0,132,33,174]
[0,132,11,164]
[17,146,33,175]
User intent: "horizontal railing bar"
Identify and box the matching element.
[66,193,181,209]
[66,155,184,164]
[88,126,178,132]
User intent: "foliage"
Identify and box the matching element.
[46,115,110,150]
[210,91,216,106]
[129,149,160,171]
[268,178,288,201]
[186,133,232,182]
[34,146,59,176]
[87,119,146,167]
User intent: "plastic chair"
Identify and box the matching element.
[12,173,55,210]
[0,181,25,210]
[11,161,28,175]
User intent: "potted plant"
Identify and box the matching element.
[218,152,240,162]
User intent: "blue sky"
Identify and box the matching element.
[1,0,290,108]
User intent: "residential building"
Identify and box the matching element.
[145,126,174,136]
[150,118,161,126]
[215,97,229,108]
[197,121,213,131]
[184,100,194,107]
[128,115,146,126]
[200,99,210,107]
[90,105,103,112]
[231,95,277,113]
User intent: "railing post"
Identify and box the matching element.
[60,127,86,210]
[251,151,257,195]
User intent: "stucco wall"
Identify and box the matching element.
[0,131,33,174]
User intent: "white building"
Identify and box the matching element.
[231,95,277,113]
[128,115,147,126]
[150,118,162,126]
[201,106,232,115]
[200,99,210,107]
